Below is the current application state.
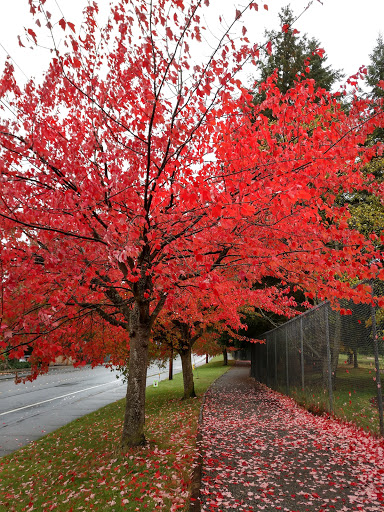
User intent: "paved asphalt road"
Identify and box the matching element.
[0,355,207,457]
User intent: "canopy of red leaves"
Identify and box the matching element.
[0,0,383,372]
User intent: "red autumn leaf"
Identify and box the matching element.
[313,47,325,58]
[27,28,37,44]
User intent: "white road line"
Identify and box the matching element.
[1,356,208,417]
[0,380,122,417]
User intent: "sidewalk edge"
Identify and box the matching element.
[188,364,234,512]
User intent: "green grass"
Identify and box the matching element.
[338,353,384,369]
[288,361,382,435]
[333,364,380,433]
[0,358,231,512]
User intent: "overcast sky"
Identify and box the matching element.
[0,0,383,89]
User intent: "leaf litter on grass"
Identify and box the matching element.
[0,399,197,511]
[0,360,230,511]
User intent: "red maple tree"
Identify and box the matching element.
[0,0,383,448]
[154,277,301,398]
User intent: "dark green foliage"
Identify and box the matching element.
[346,35,384,245]
[0,356,31,371]
[366,34,384,142]
[366,34,384,99]
[253,6,343,103]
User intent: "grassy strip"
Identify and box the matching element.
[288,363,381,434]
[0,358,231,512]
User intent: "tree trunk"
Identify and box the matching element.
[169,344,173,381]
[180,344,196,399]
[121,304,150,449]
[353,348,358,368]
[206,354,209,364]
[222,348,228,366]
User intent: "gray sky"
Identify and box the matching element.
[0,0,383,89]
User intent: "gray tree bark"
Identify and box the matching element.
[169,344,174,381]
[121,302,150,449]
[180,343,196,399]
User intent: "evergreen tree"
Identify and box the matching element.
[250,6,343,312]
[254,6,343,101]
[366,34,384,142]
[348,34,384,247]
[366,34,384,99]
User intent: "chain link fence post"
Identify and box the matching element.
[372,282,384,436]
[257,341,261,382]
[266,338,269,387]
[285,329,290,396]
[300,317,305,391]
[274,331,277,389]
[325,305,334,414]
[250,343,256,379]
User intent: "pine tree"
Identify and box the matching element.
[348,35,384,246]
[366,34,384,99]
[254,6,343,101]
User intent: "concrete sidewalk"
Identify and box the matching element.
[197,363,384,511]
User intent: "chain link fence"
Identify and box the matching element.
[250,283,384,436]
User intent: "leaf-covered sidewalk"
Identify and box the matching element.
[199,363,384,511]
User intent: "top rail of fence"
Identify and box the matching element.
[261,300,330,338]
